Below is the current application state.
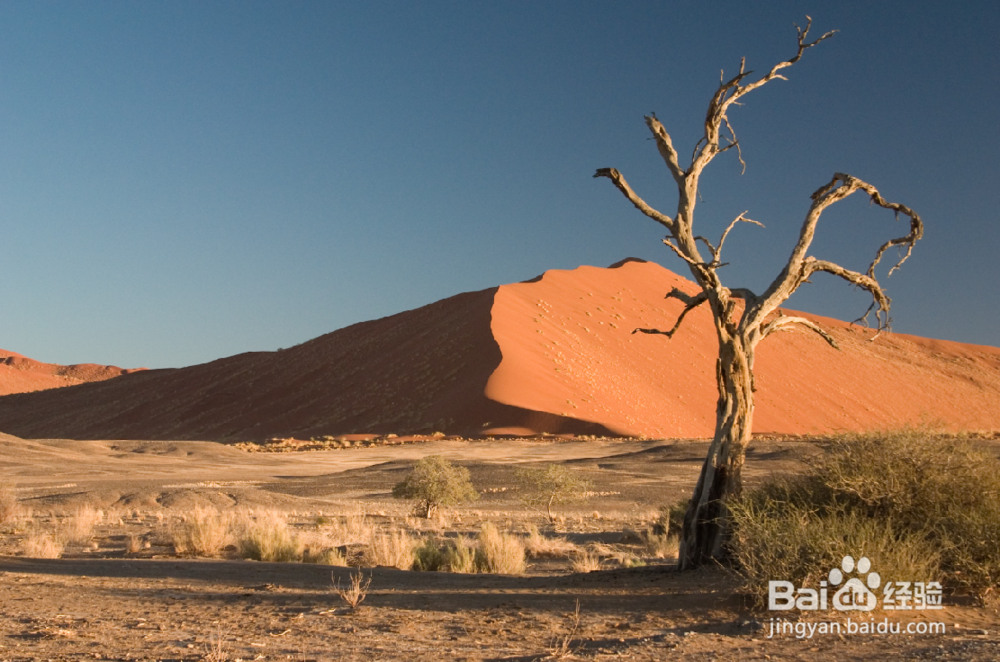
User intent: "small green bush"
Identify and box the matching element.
[413,535,477,573]
[514,464,590,522]
[392,455,478,518]
[729,429,1000,604]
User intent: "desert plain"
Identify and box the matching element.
[2,261,1000,661]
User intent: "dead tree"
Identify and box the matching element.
[594,19,923,569]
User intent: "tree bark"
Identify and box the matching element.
[679,332,755,569]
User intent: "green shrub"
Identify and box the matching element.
[514,464,590,522]
[413,535,478,573]
[392,455,478,518]
[729,429,1000,604]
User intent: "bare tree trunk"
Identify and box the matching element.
[679,333,754,569]
[594,19,922,569]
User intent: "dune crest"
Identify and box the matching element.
[0,349,140,396]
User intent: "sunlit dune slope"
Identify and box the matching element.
[0,349,139,396]
[486,258,1000,436]
[0,259,997,441]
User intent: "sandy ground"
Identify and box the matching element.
[1,435,999,661]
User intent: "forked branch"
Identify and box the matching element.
[692,17,837,171]
[633,290,708,338]
[751,172,923,333]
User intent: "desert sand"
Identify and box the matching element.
[0,259,997,442]
[1,430,998,660]
[0,349,138,396]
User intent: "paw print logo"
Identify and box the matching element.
[830,555,881,612]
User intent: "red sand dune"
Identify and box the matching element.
[0,349,140,396]
[0,259,997,441]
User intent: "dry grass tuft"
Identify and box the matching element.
[0,484,19,524]
[476,522,526,574]
[22,530,64,558]
[524,524,578,559]
[365,529,416,570]
[172,507,232,557]
[235,510,305,562]
[61,505,103,544]
[570,548,603,573]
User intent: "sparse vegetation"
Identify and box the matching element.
[61,504,103,544]
[21,530,63,558]
[0,483,19,523]
[235,510,305,562]
[333,569,371,610]
[570,549,603,573]
[523,524,578,559]
[392,455,478,518]
[364,528,416,570]
[475,522,525,574]
[172,507,233,557]
[730,429,1000,604]
[515,464,590,522]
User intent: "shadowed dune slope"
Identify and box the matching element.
[0,349,139,396]
[0,288,608,441]
[0,259,998,441]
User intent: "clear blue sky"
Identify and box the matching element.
[1,1,997,369]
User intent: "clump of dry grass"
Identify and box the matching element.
[22,530,63,558]
[234,510,305,562]
[570,548,603,573]
[0,483,19,524]
[307,546,348,566]
[524,524,578,559]
[61,505,103,544]
[320,514,373,547]
[364,529,416,570]
[476,522,525,574]
[126,533,146,555]
[172,507,233,557]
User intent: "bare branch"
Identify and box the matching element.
[691,17,836,172]
[633,291,708,339]
[749,172,920,333]
[593,168,675,231]
[803,258,892,329]
[663,238,702,267]
[644,115,686,183]
[715,212,763,262]
[760,312,840,349]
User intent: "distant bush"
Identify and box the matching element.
[392,455,478,518]
[730,429,1000,604]
[514,464,590,522]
